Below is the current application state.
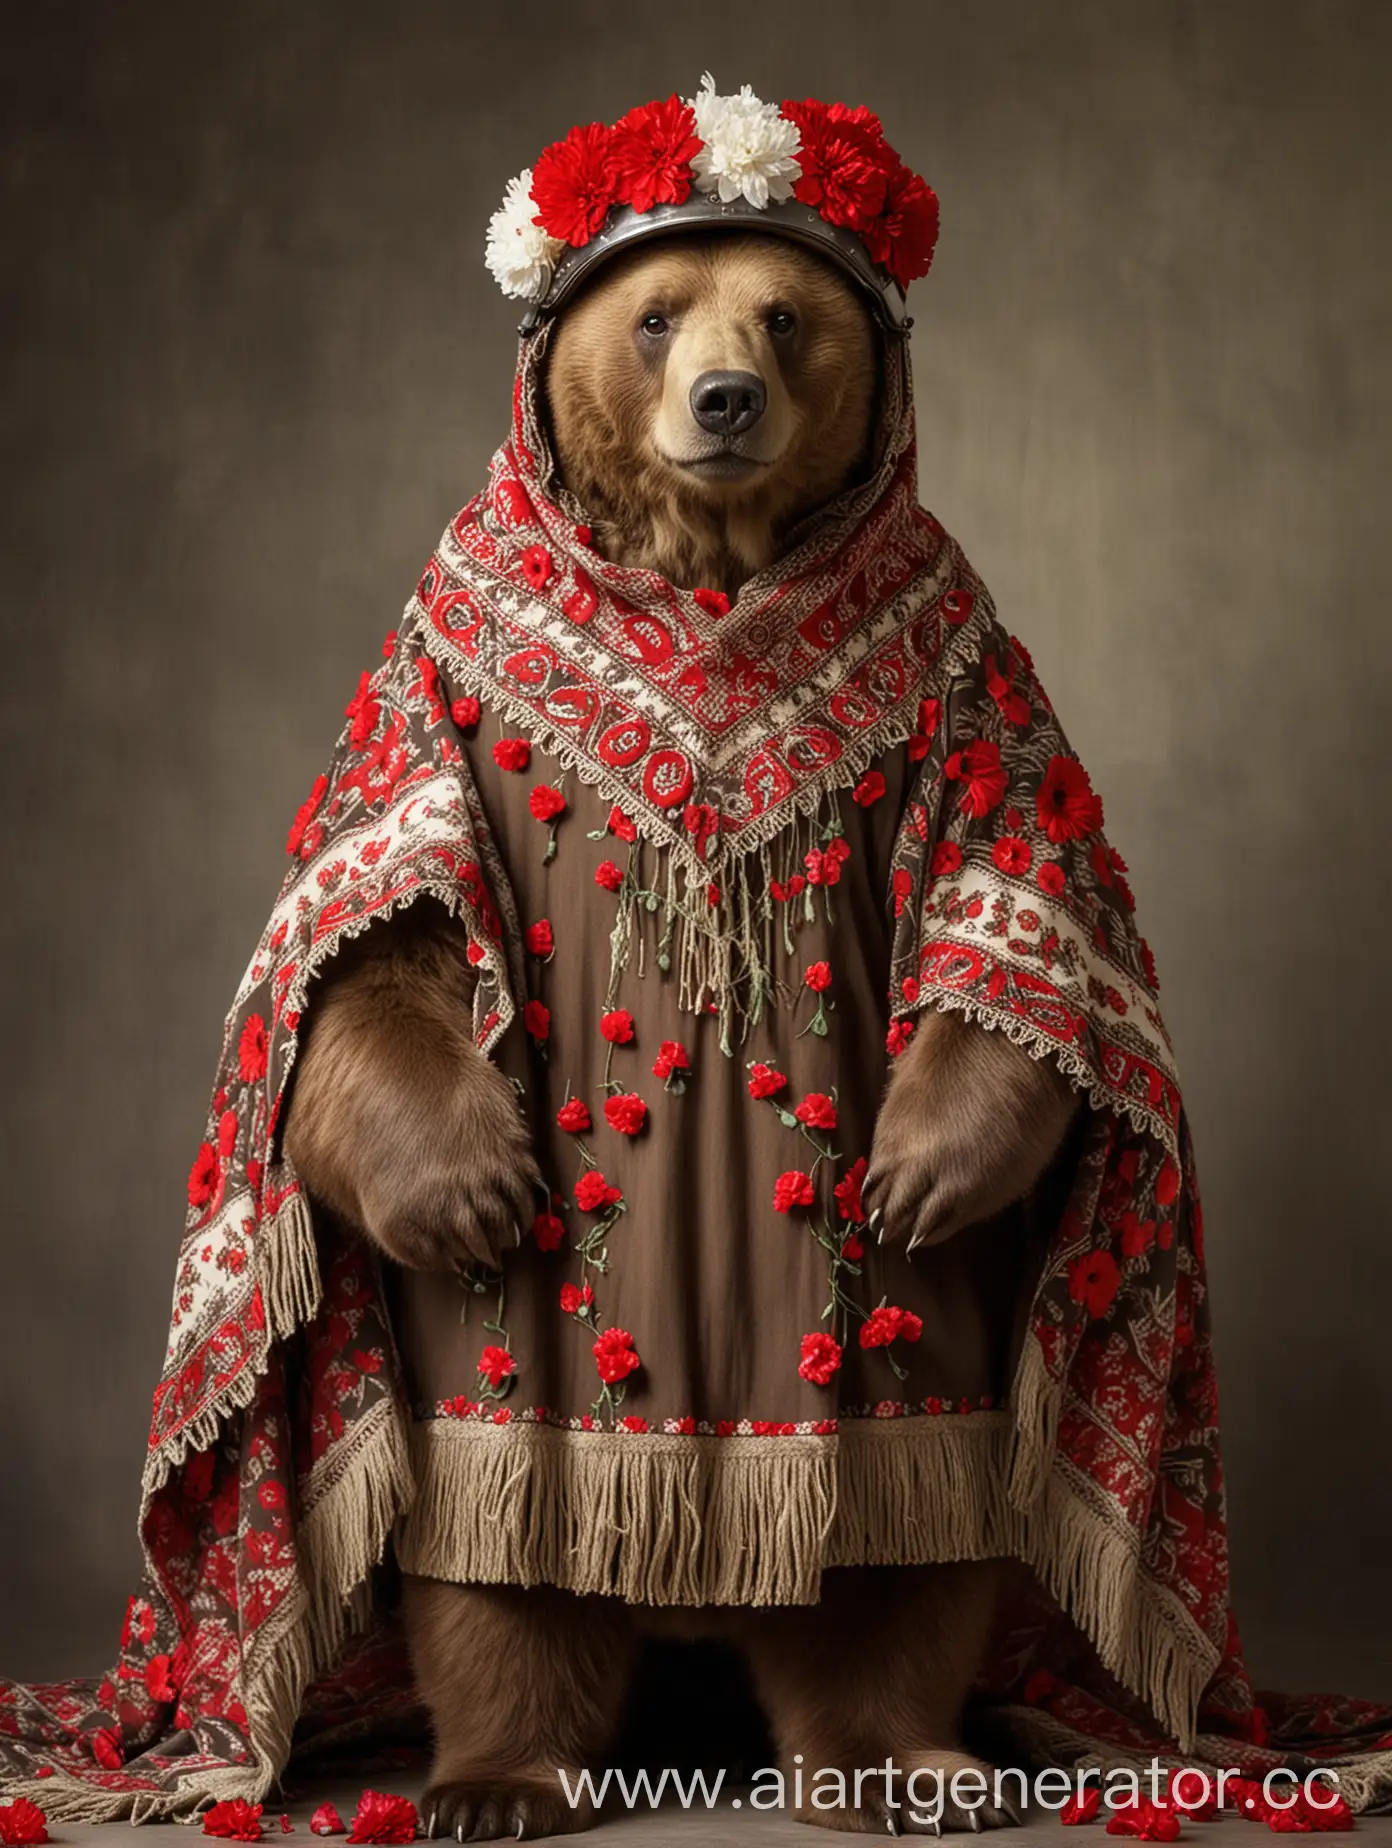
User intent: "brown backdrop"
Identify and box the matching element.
[2,0,1388,1695]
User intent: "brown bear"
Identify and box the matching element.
[284,229,1077,1839]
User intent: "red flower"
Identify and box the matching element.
[804,961,832,992]
[864,159,940,288]
[783,98,890,233]
[652,1040,689,1079]
[600,1009,635,1044]
[611,94,701,212]
[529,784,565,822]
[286,774,327,858]
[523,999,550,1041]
[520,544,553,590]
[993,835,1032,876]
[526,919,554,957]
[575,1170,622,1213]
[1037,754,1103,843]
[493,737,531,772]
[608,806,637,841]
[560,1281,593,1314]
[1068,1249,1121,1320]
[773,1170,816,1213]
[450,695,480,729]
[886,1018,916,1056]
[279,1820,293,1836]
[859,1304,923,1348]
[595,859,624,892]
[532,1211,565,1252]
[345,1793,419,1846]
[90,1729,123,1770]
[841,1232,864,1260]
[202,1801,264,1842]
[930,840,963,877]
[835,1156,867,1222]
[217,1109,238,1158]
[794,1093,838,1130]
[188,1142,219,1209]
[620,1414,649,1433]
[1060,1789,1102,1826]
[530,122,617,247]
[0,1800,49,1845]
[604,1093,648,1136]
[1037,861,1067,896]
[309,1811,345,1840]
[1105,1802,1180,1842]
[852,769,886,806]
[237,1014,268,1082]
[693,586,730,618]
[556,1098,591,1133]
[798,1331,844,1386]
[344,670,381,748]
[944,738,1007,817]
[477,1345,515,1390]
[593,1326,641,1384]
[747,1063,787,1099]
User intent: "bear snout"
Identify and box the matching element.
[689,368,767,437]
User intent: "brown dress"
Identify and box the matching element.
[390,705,1034,1605]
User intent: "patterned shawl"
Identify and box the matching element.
[2,333,1389,1822]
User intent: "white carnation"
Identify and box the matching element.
[688,73,802,210]
[484,169,564,302]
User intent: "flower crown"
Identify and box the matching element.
[486,74,939,324]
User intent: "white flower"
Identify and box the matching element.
[484,169,564,302]
[688,73,802,210]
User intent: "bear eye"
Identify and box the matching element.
[639,312,669,338]
[766,309,797,337]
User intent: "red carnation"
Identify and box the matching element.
[611,94,701,213]
[0,1800,49,1846]
[795,1093,838,1131]
[450,695,480,729]
[529,783,566,822]
[852,769,887,806]
[493,737,531,772]
[1037,861,1067,896]
[804,961,832,992]
[593,1326,641,1384]
[747,1062,787,1099]
[345,1793,418,1846]
[1037,754,1104,843]
[693,586,730,618]
[944,738,1007,817]
[604,1092,648,1136]
[798,1331,843,1386]
[1105,1802,1180,1842]
[477,1345,515,1390]
[523,999,550,1041]
[531,1210,565,1252]
[560,1281,594,1314]
[1060,1789,1103,1826]
[520,544,553,590]
[993,835,1032,877]
[530,122,617,247]
[859,1304,923,1348]
[525,919,554,957]
[600,1009,635,1044]
[575,1170,622,1213]
[595,859,624,892]
[1068,1249,1121,1320]
[783,98,890,233]
[187,1141,219,1209]
[773,1170,816,1213]
[652,1039,689,1079]
[607,806,636,841]
[835,1156,867,1222]
[237,1013,268,1082]
[556,1098,591,1133]
[308,1806,344,1838]
[202,1802,264,1842]
[930,839,963,877]
[864,160,940,288]
[286,774,327,858]
[344,670,380,748]
[886,1018,915,1056]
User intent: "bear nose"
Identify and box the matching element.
[690,370,766,436]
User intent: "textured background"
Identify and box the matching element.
[2,0,1389,1692]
